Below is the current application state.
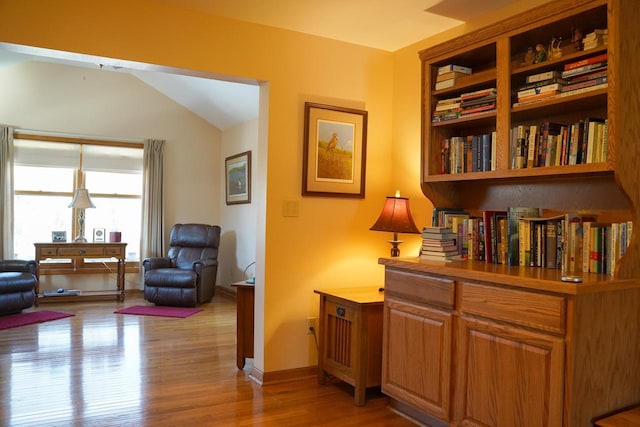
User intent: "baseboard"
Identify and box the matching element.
[249,365,318,386]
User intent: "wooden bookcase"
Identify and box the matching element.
[380,1,640,426]
[419,0,640,280]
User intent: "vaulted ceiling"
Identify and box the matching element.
[0,0,519,130]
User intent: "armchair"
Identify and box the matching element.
[0,259,38,315]
[143,224,221,307]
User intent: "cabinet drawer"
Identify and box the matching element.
[385,269,454,309]
[460,282,566,335]
[58,247,105,256]
[104,246,124,256]
[38,247,59,257]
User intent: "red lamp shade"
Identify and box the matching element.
[370,195,420,257]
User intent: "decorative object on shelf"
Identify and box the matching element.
[109,231,122,243]
[523,46,536,65]
[534,43,548,63]
[92,228,106,243]
[370,191,420,257]
[68,187,95,242]
[549,37,563,60]
[225,150,251,205]
[51,231,67,242]
[302,102,368,198]
[572,27,583,51]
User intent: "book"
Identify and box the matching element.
[436,71,470,82]
[564,52,608,71]
[507,207,541,266]
[561,62,607,78]
[517,82,566,99]
[437,64,472,75]
[435,78,456,90]
[525,70,561,84]
[460,88,496,101]
[483,210,507,263]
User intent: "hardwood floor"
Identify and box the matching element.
[0,293,416,426]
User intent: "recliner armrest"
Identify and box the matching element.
[192,258,218,274]
[142,257,172,272]
[0,259,37,275]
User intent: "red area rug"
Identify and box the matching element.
[0,310,74,330]
[114,305,202,318]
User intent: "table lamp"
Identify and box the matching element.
[370,191,420,257]
[68,187,95,242]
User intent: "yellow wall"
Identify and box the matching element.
[0,0,553,376]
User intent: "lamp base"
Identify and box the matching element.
[388,239,403,257]
[74,235,88,243]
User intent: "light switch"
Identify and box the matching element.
[283,200,299,217]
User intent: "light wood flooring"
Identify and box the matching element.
[0,292,416,426]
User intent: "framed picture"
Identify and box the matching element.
[51,231,67,242]
[93,228,106,242]
[225,151,252,205]
[302,102,368,198]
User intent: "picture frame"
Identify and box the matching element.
[225,151,252,205]
[51,231,67,242]
[93,228,106,243]
[302,102,368,198]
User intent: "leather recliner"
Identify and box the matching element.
[143,224,221,307]
[0,260,37,315]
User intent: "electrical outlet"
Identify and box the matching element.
[306,317,316,335]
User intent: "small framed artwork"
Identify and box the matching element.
[93,228,106,243]
[225,151,252,205]
[51,231,67,242]
[302,102,368,198]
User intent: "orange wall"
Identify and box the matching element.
[0,0,553,376]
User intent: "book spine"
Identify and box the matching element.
[437,64,472,75]
[564,52,608,70]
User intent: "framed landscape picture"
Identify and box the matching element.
[225,151,251,205]
[302,102,368,198]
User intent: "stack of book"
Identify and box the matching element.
[514,71,567,106]
[561,52,608,95]
[432,96,462,122]
[419,226,460,262]
[460,88,496,116]
[582,29,608,50]
[434,64,472,90]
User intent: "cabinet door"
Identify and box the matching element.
[382,296,452,420]
[455,315,564,427]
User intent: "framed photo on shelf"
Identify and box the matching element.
[225,151,252,205]
[51,231,67,242]
[93,228,106,243]
[302,102,368,198]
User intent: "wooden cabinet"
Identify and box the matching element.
[379,259,640,426]
[314,287,384,406]
[232,282,254,370]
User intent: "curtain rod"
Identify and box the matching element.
[14,129,145,148]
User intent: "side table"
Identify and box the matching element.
[314,286,384,406]
[232,281,254,369]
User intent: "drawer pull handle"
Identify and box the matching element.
[336,307,346,317]
[78,249,85,254]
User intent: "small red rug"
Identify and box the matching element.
[114,305,202,318]
[0,310,74,330]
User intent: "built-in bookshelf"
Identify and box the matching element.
[419,0,640,281]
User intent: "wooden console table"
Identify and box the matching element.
[34,242,127,302]
[232,282,254,369]
[314,287,384,406]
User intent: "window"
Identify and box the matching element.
[13,136,143,268]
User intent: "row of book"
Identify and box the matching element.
[513,52,608,107]
[426,207,632,275]
[440,132,496,174]
[432,88,496,122]
[434,64,472,91]
[510,118,608,169]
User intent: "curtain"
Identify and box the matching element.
[0,126,14,259]
[141,139,165,259]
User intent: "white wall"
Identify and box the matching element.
[218,119,258,286]
[0,60,224,290]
